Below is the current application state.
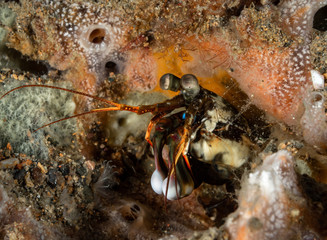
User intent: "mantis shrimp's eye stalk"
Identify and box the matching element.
[150,170,165,195]
[159,73,181,92]
[180,74,200,101]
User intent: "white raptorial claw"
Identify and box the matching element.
[151,170,165,195]
[162,177,180,200]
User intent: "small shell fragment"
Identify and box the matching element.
[0,158,19,169]
[310,70,325,90]
[37,162,48,173]
[85,160,95,171]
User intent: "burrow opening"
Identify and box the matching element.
[313,5,327,31]
[89,28,106,44]
[105,61,119,75]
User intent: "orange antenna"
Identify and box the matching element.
[0,84,145,132]
[0,85,120,107]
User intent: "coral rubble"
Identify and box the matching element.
[0,185,66,240]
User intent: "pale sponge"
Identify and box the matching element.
[225,150,318,239]
[105,91,167,146]
[0,75,76,158]
[301,91,327,151]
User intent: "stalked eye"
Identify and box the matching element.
[160,74,170,90]
[159,73,181,92]
[180,74,200,100]
[180,74,199,90]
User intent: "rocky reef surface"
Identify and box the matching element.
[0,0,326,239]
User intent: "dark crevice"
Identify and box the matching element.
[225,0,261,18]
[0,47,49,75]
[143,30,155,46]
[271,0,281,6]
[105,61,119,75]
[313,5,327,31]
[117,117,126,127]
[132,204,140,211]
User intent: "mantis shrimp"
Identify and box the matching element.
[0,73,250,200]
